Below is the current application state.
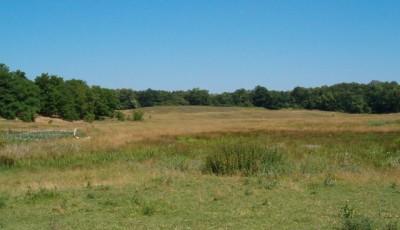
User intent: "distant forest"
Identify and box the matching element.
[1,63,399,122]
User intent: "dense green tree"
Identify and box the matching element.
[251,86,270,107]
[211,92,234,106]
[117,89,140,109]
[35,73,64,117]
[92,86,119,119]
[232,89,252,106]
[58,79,92,121]
[185,88,210,105]
[0,66,40,121]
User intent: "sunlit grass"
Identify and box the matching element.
[0,107,399,229]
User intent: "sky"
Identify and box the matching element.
[1,0,399,92]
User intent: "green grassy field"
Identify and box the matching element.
[0,107,400,229]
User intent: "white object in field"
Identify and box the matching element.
[73,128,80,139]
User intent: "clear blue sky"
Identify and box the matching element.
[1,1,399,92]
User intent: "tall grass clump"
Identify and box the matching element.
[204,141,287,176]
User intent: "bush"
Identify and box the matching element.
[204,141,286,176]
[18,110,36,122]
[83,113,95,123]
[132,110,144,121]
[115,111,125,121]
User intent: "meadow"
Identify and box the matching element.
[0,106,399,229]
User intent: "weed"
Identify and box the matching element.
[141,202,155,216]
[340,203,373,230]
[323,173,336,187]
[0,156,15,168]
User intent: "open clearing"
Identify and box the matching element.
[1,106,400,229]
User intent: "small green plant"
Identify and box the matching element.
[132,110,144,121]
[341,203,355,219]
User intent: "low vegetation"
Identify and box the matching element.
[0,107,399,229]
[204,141,286,176]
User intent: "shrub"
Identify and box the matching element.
[18,110,36,122]
[204,141,286,176]
[132,110,144,121]
[115,111,125,121]
[83,113,95,123]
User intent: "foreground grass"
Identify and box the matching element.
[0,132,399,229]
[0,172,399,229]
[0,107,400,229]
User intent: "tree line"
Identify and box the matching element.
[0,63,399,122]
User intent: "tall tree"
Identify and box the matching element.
[35,73,64,117]
[0,66,40,122]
